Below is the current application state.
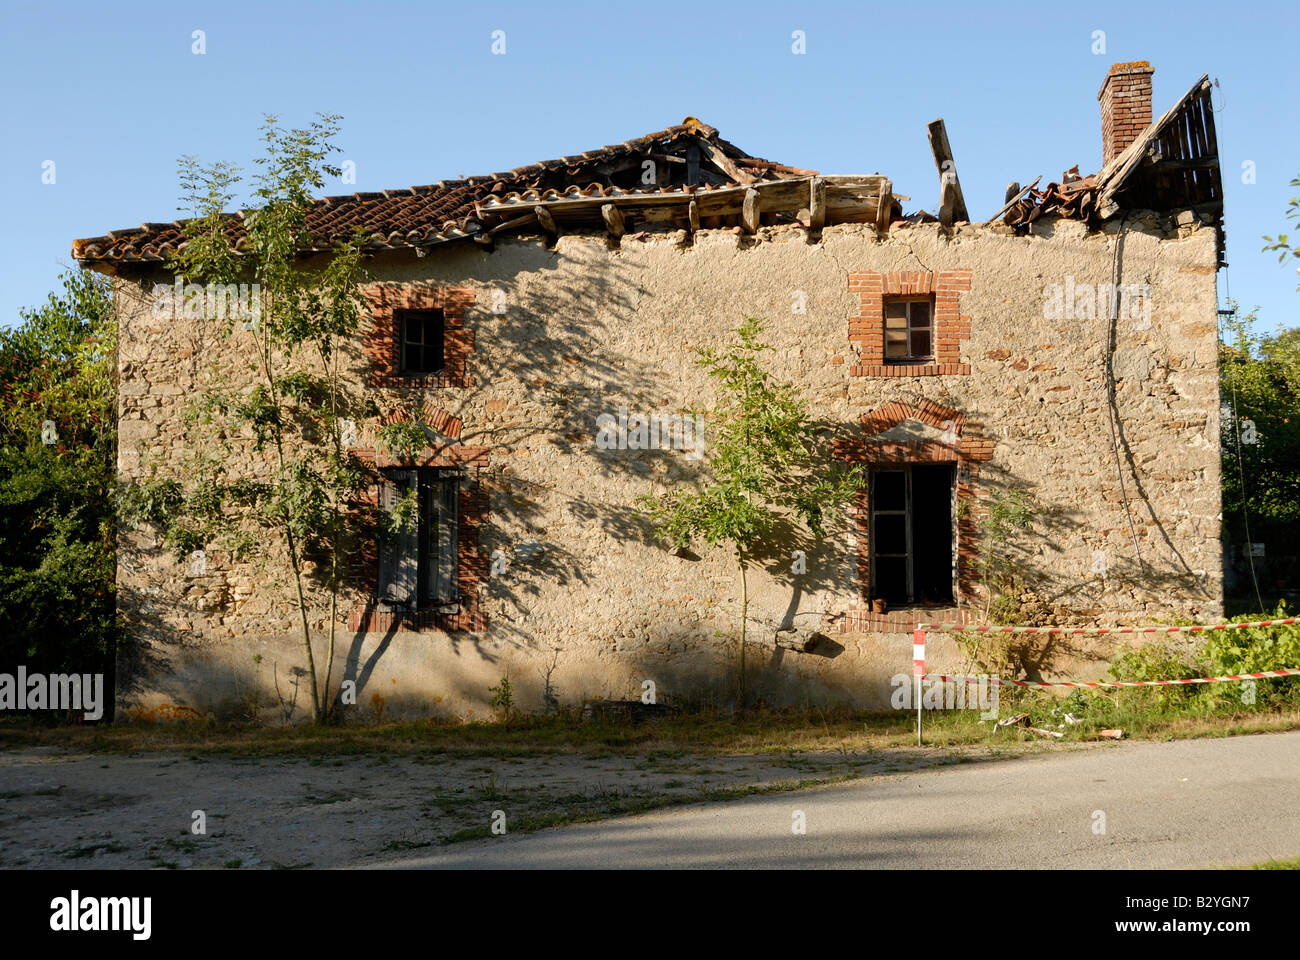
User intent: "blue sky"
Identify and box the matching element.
[1,0,1297,331]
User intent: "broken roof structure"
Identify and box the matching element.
[72,117,898,264]
[73,62,1223,270]
[996,67,1224,265]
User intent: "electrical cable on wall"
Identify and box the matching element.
[1105,212,1146,574]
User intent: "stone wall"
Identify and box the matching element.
[111,212,1223,721]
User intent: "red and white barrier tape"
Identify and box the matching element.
[916,617,1300,636]
[925,669,1300,689]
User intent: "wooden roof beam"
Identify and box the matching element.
[694,136,757,185]
[600,203,625,239]
[809,177,826,230]
[927,119,969,226]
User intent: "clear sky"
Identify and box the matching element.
[1,0,1297,331]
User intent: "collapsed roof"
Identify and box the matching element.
[71,118,898,265]
[72,71,1225,269]
[994,74,1224,265]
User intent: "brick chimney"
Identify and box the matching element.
[1098,61,1154,166]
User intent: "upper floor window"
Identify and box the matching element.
[884,298,933,361]
[397,309,445,375]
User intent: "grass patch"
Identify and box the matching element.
[3,698,1298,762]
[1249,854,1300,869]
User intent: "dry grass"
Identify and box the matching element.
[3,702,1298,760]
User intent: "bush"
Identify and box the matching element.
[0,271,118,711]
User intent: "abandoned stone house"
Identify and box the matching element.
[75,61,1227,719]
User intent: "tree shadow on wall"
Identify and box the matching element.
[338,235,719,660]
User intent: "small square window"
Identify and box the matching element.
[397,309,445,375]
[883,298,934,362]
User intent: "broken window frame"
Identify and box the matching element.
[883,297,934,362]
[376,467,459,609]
[397,309,446,376]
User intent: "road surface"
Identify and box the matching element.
[382,731,1300,869]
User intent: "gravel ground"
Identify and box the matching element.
[0,743,1011,869]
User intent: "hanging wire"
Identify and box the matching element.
[1106,212,1146,573]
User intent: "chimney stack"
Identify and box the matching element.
[1098,61,1154,166]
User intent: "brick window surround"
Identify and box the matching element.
[363,284,476,388]
[848,271,972,377]
[832,399,993,616]
[346,403,488,635]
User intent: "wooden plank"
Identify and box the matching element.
[939,179,960,227]
[601,203,625,239]
[876,178,892,234]
[822,175,888,187]
[825,199,880,224]
[535,205,557,235]
[1195,101,1212,200]
[636,206,683,224]
[695,136,757,184]
[473,176,886,237]
[739,177,815,209]
[741,188,760,233]
[825,183,882,204]
[486,212,537,237]
[479,177,882,222]
[926,119,968,225]
[982,176,1040,225]
[809,177,826,229]
[1201,89,1218,157]
[1186,97,1208,156]
[688,199,699,233]
[1154,156,1219,170]
[1185,101,1210,203]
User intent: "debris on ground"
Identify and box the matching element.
[1025,726,1066,740]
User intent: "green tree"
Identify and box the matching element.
[636,318,863,708]
[1218,301,1300,611]
[1262,173,1300,290]
[0,270,118,696]
[1219,307,1300,542]
[140,114,372,724]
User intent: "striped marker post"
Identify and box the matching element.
[914,628,925,746]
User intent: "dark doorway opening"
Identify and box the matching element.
[869,463,955,606]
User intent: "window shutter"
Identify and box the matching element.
[422,473,459,603]
[378,470,419,607]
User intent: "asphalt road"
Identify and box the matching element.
[384,731,1300,869]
